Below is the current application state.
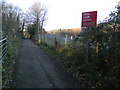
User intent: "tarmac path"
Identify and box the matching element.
[12,39,82,88]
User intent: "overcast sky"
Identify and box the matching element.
[7,0,120,31]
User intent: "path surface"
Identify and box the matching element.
[12,39,82,88]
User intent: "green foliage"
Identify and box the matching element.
[2,37,22,88]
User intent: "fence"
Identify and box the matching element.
[43,34,92,63]
[0,38,7,61]
[44,34,73,47]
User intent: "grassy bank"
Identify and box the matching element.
[2,36,22,88]
[40,42,120,88]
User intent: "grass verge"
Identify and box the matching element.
[2,37,22,88]
[40,42,120,88]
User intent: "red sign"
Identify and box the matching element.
[81,11,97,27]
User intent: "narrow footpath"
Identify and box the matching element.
[12,39,82,88]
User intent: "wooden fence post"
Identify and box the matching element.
[85,41,92,64]
[65,34,67,46]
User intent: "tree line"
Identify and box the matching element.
[23,1,47,44]
[1,0,47,42]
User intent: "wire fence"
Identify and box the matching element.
[44,34,74,47]
[0,38,7,61]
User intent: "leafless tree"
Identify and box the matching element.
[26,1,47,43]
[1,0,23,38]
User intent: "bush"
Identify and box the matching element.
[2,37,22,88]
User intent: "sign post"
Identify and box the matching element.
[81,11,97,63]
[81,11,97,30]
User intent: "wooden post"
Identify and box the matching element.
[86,42,89,63]
[55,38,58,48]
[65,34,67,46]
[85,41,91,64]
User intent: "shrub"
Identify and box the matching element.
[2,37,22,88]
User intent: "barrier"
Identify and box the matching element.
[0,38,7,61]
